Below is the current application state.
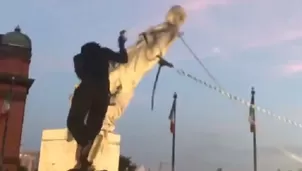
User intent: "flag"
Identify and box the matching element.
[168,98,176,134]
[249,104,255,133]
[248,88,256,133]
[1,93,12,116]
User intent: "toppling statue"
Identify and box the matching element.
[67,31,128,171]
[102,5,187,132]
[68,4,187,170]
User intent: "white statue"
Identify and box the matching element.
[70,5,186,132]
[67,5,187,163]
[103,5,187,132]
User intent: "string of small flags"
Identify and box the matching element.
[173,67,302,128]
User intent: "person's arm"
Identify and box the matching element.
[102,47,128,64]
[103,30,128,63]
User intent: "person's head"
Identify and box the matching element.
[81,42,102,57]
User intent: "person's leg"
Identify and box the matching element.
[83,86,110,167]
[67,82,93,170]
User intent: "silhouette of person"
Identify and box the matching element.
[67,30,128,171]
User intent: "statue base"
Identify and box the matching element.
[38,128,120,171]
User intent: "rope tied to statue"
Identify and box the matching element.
[178,32,224,90]
[151,56,174,110]
[150,32,226,110]
[139,31,175,110]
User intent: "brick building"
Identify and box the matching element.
[0,26,35,171]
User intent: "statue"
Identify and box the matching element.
[102,5,187,132]
[55,5,187,171]
[70,5,186,132]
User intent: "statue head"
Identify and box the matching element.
[165,5,187,27]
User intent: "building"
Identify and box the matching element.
[0,27,35,171]
[19,151,39,171]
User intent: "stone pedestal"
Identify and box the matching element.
[38,128,120,171]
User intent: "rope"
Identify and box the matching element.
[151,66,163,110]
[151,57,174,110]
[173,67,302,128]
[176,34,301,128]
[178,34,224,89]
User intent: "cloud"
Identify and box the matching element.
[183,0,232,11]
[244,2,302,48]
[212,47,221,54]
[280,61,302,76]
[185,0,302,57]
[244,29,302,49]
[279,148,302,163]
[129,0,235,34]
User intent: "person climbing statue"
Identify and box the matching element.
[67,30,128,171]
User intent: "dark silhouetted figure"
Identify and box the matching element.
[67,30,128,171]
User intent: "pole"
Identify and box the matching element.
[251,87,257,171]
[171,93,177,171]
[253,129,257,171]
[172,133,175,171]
[0,76,15,171]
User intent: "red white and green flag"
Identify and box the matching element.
[168,98,176,134]
[249,104,256,133]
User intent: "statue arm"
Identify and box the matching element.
[102,47,128,64]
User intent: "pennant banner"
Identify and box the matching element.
[173,68,302,129]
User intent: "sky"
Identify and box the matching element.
[2,0,302,170]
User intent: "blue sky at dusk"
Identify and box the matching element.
[2,0,302,170]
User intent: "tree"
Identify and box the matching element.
[119,155,137,171]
